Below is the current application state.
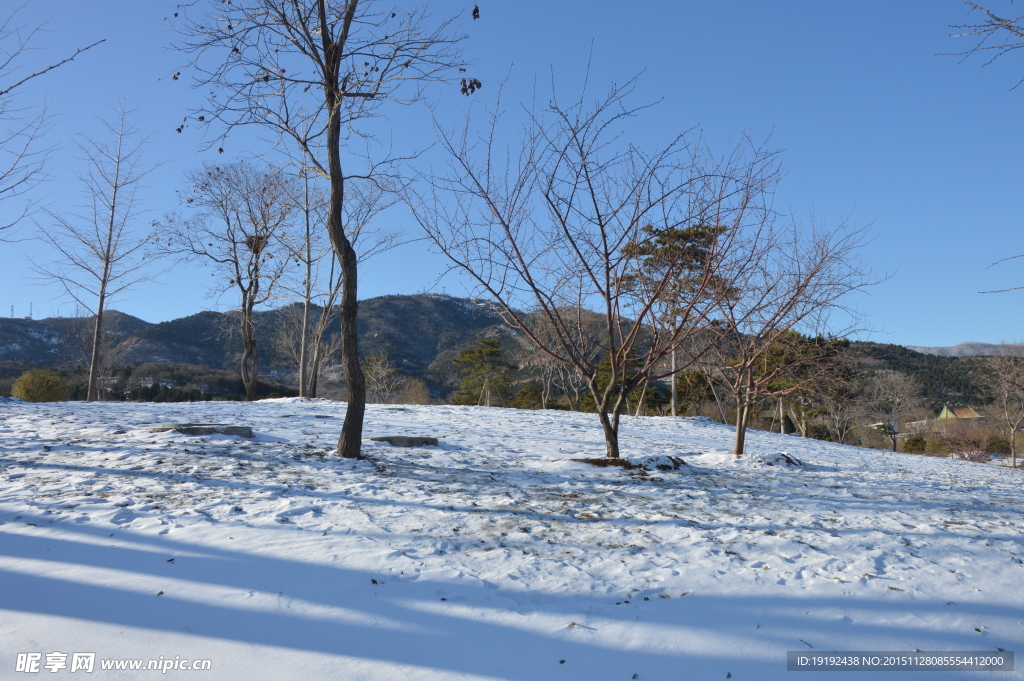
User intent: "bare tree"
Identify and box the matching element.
[362,354,403,403]
[408,81,780,458]
[819,372,867,445]
[776,341,860,439]
[0,7,102,237]
[706,217,872,456]
[516,311,600,410]
[176,0,467,457]
[518,343,558,410]
[277,170,399,396]
[866,370,918,451]
[984,347,1024,467]
[278,169,332,397]
[271,302,342,394]
[32,107,156,401]
[164,161,295,401]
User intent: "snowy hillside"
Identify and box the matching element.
[0,399,1021,680]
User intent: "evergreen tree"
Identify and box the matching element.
[675,370,715,416]
[510,382,544,410]
[452,339,513,406]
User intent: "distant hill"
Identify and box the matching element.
[0,310,149,366]
[904,342,1022,358]
[852,341,991,408]
[0,294,508,398]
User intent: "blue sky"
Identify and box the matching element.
[2,0,1023,348]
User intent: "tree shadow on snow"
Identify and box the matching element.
[0,513,1019,681]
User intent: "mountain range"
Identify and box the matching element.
[0,294,509,399]
[0,293,1006,407]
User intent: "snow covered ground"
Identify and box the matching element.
[0,397,1021,680]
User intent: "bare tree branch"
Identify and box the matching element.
[0,7,104,236]
[950,1,1024,87]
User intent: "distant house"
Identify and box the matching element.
[936,405,982,421]
[902,419,931,434]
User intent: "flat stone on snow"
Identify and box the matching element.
[147,424,254,438]
[369,435,438,447]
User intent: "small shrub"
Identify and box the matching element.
[807,424,832,441]
[11,369,71,403]
[903,434,927,454]
[985,438,1011,455]
[398,377,432,405]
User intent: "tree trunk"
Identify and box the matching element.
[239,303,259,402]
[322,1,365,459]
[87,144,122,402]
[670,348,677,417]
[733,368,754,456]
[788,405,808,437]
[240,347,257,400]
[334,237,365,458]
[298,296,311,397]
[634,382,648,418]
[86,307,105,401]
[308,338,322,398]
[734,400,748,456]
[596,408,621,458]
[540,366,552,410]
[586,373,627,458]
[307,301,338,399]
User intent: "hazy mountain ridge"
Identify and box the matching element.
[903,342,1022,358]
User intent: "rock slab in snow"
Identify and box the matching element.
[147,424,254,438]
[370,435,439,447]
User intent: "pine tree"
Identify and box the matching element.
[452,339,513,406]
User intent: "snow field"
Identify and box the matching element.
[0,398,1022,680]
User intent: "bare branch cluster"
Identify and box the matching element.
[405,79,863,458]
[176,0,465,173]
[951,1,1024,87]
[0,7,103,236]
[706,217,873,453]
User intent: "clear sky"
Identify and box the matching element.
[2,0,1023,348]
